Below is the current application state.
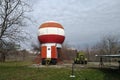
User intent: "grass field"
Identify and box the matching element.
[0,61,120,80]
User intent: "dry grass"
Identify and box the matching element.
[0,61,120,80]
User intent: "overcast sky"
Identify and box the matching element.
[25,0,120,49]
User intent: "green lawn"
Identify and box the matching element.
[0,61,120,80]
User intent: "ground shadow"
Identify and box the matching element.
[90,67,120,80]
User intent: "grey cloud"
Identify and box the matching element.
[26,0,120,49]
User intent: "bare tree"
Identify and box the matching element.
[0,0,31,62]
[84,45,90,61]
[0,41,19,62]
[92,35,120,61]
[31,41,41,64]
[61,43,77,61]
[96,35,119,55]
[31,41,40,55]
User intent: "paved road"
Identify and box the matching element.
[31,62,119,69]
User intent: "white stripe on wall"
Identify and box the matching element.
[38,27,65,36]
[41,43,62,48]
[47,46,51,58]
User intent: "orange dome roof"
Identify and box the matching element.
[39,21,64,29]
